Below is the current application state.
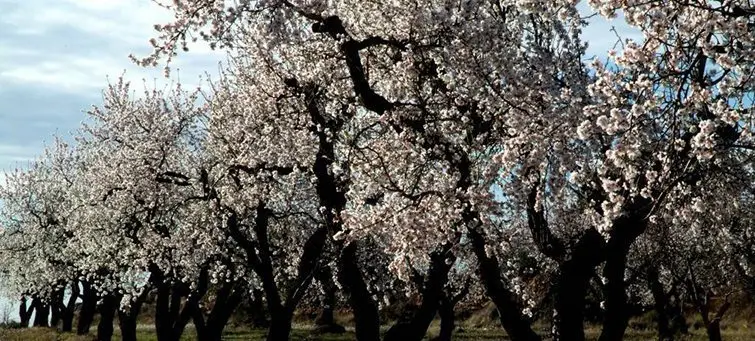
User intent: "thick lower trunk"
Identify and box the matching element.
[19,297,34,327]
[154,283,196,341]
[61,312,74,332]
[647,267,672,341]
[706,322,722,341]
[599,211,647,341]
[314,267,345,334]
[553,230,604,341]
[50,299,60,329]
[118,287,148,341]
[554,267,590,341]
[598,246,630,341]
[154,280,174,341]
[248,289,269,328]
[338,242,381,341]
[436,296,456,341]
[469,228,541,341]
[61,280,79,332]
[97,294,119,341]
[668,289,688,335]
[32,300,49,327]
[196,281,245,341]
[77,283,98,335]
[265,309,294,341]
[118,309,138,341]
[384,251,453,341]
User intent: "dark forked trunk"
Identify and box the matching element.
[19,296,35,327]
[193,280,245,341]
[338,242,381,341]
[314,266,345,334]
[118,284,150,341]
[32,298,49,327]
[384,248,455,341]
[469,228,541,341]
[77,282,98,335]
[97,294,120,341]
[647,266,673,341]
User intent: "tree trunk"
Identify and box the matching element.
[668,287,688,335]
[338,242,381,341]
[194,281,245,341]
[598,211,647,341]
[265,308,294,341]
[77,282,98,335]
[384,250,453,341]
[118,309,139,341]
[19,297,34,327]
[436,294,456,341]
[118,285,149,341]
[49,290,61,329]
[553,229,604,341]
[61,281,80,333]
[32,299,49,327]
[647,267,672,341]
[314,266,345,334]
[154,280,176,341]
[247,289,269,328]
[598,242,631,341]
[152,267,205,341]
[97,294,119,341]
[469,228,541,341]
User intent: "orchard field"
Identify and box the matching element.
[2,0,755,341]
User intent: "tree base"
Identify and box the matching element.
[313,323,346,334]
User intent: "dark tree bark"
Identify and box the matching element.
[337,242,381,341]
[384,247,455,341]
[193,280,246,341]
[97,294,120,341]
[77,281,98,335]
[117,281,151,341]
[552,229,605,341]
[49,289,61,329]
[32,298,49,327]
[598,239,633,341]
[225,205,328,341]
[667,286,688,335]
[434,280,470,341]
[151,265,206,341]
[246,289,269,328]
[289,65,382,341]
[55,280,80,332]
[469,228,541,341]
[647,266,673,341]
[19,296,35,327]
[598,208,649,341]
[526,184,606,341]
[314,266,345,334]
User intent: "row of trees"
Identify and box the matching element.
[1,0,754,341]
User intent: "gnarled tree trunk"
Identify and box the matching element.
[469,228,541,341]
[32,298,49,327]
[97,294,120,341]
[19,296,35,327]
[77,281,98,335]
[384,247,455,341]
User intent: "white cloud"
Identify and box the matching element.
[0,0,224,93]
[0,0,224,174]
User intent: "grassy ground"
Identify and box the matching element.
[2,325,755,341]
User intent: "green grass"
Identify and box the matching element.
[3,326,755,341]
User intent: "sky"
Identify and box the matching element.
[0,0,641,181]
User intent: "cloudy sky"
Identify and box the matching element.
[0,0,640,178]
